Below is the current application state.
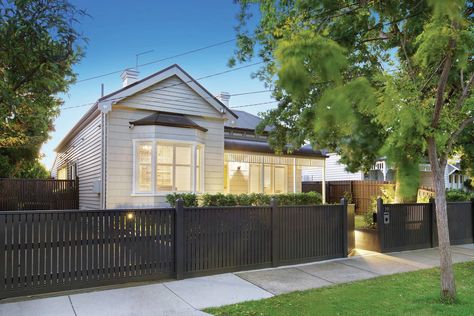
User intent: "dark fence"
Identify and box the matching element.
[0,208,175,299]
[302,180,394,213]
[0,200,351,299]
[375,200,473,253]
[0,178,79,211]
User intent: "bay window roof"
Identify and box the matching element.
[130,111,208,132]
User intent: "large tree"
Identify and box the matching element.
[0,0,85,178]
[233,0,473,301]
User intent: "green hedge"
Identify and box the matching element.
[166,192,322,207]
[446,189,474,202]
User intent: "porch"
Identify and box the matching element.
[224,151,327,203]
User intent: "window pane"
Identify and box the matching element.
[157,144,173,164]
[175,146,191,165]
[136,143,152,192]
[157,165,173,191]
[249,164,261,193]
[138,165,152,191]
[138,143,152,163]
[196,146,201,167]
[57,167,67,180]
[264,165,272,194]
[175,166,191,191]
[274,166,286,194]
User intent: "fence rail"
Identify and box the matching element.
[0,178,79,211]
[0,201,351,299]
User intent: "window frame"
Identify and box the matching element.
[132,139,204,196]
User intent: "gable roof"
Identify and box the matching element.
[99,64,238,119]
[55,64,238,152]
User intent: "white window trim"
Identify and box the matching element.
[132,139,204,196]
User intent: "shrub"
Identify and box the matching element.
[446,189,474,202]
[165,193,199,207]
[166,192,323,207]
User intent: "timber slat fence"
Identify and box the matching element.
[302,180,394,213]
[0,200,351,299]
[0,178,79,211]
[376,199,473,252]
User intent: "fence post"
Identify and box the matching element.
[271,197,280,267]
[471,198,474,243]
[341,197,348,257]
[175,198,185,280]
[75,177,80,210]
[429,197,436,248]
[376,198,384,252]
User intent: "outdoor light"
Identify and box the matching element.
[127,212,134,220]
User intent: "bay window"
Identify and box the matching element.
[134,140,203,194]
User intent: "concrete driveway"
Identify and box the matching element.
[1,244,473,316]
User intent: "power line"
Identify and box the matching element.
[230,100,279,109]
[61,62,266,110]
[75,39,236,83]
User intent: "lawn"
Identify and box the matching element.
[205,262,474,316]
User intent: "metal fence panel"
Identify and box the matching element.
[0,208,175,299]
[278,205,344,264]
[182,206,272,277]
[382,203,432,252]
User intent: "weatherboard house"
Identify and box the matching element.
[52,65,327,209]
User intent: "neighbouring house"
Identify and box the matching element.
[52,64,327,209]
[302,154,471,190]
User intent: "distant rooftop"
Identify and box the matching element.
[224,110,272,132]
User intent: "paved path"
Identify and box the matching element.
[1,244,473,316]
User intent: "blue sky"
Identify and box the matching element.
[42,0,274,169]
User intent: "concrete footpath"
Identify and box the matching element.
[1,244,473,316]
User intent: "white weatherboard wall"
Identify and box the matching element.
[105,108,225,209]
[118,75,223,119]
[53,113,102,210]
[303,153,363,181]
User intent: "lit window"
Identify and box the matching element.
[274,166,286,193]
[134,141,203,194]
[136,142,152,192]
[249,164,261,193]
[264,165,272,194]
[57,166,67,180]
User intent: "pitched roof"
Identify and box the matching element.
[225,110,272,132]
[130,111,208,132]
[55,64,238,152]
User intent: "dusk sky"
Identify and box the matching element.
[42,0,274,169]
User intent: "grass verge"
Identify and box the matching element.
[205,262,474,316]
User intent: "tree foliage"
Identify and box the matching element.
[232,0,473,200]
[0,0,85,177]
[233,0,474,299]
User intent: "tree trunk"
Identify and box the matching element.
[428,138,456,301]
